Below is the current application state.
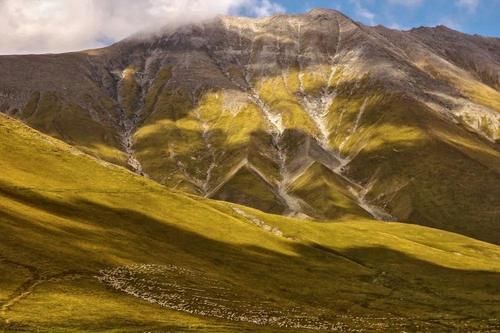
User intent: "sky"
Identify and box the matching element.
[0,0,499,55]
[293,0,500,35]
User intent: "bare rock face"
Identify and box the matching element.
[0,9,499,243]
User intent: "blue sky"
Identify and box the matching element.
[268,0,500,37]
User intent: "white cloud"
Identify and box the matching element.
[388,22,402,29]
[437,17,462,30]
[456,0,479,12]
[0,0,284,55]
[350,0,376,25]
[247,0,284,17]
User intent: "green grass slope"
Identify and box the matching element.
[0,54,127,167]
[327,86,500,243]
[128,65,500,243]
[0,113,499,332]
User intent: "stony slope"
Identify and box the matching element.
[0,9,499,243]
[1,113,500,332]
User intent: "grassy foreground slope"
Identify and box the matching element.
[0,113,499,332]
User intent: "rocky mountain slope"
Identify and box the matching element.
[1,112,499,332]
[0,9,499,243]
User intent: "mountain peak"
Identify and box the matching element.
[307,8,343,16]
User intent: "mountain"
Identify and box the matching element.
[1,8,500,332]
[1,112,499,332]
[1,9,499,244]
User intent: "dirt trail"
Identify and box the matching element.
[0,255,91,324]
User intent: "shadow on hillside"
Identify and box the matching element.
[346,100,500,244]
[0,182,499,329]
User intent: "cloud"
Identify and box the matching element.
[437,17,462,30]
[349,0,376,24]
[456,0,479,12]
[387,22,411,30]
[0,0,284,55]
[246,0,284,16]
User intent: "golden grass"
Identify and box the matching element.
[1,113,499,331]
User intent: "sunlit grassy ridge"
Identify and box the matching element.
[418,61,500,142]
[288,162,369,219]
[257,74,318,134]
[0,114,499,332]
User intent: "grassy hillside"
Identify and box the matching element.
[1,11,500,252]
[315,81,500,243]
[1,114,499,332]
[130,68,500,243]
[0,54,127,167]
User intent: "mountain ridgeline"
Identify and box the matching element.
[0,9,499,243]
